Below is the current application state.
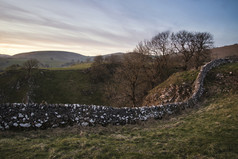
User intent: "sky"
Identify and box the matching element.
[0,0,238,56]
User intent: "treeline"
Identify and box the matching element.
[91,30,214,107]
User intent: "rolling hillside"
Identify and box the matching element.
[0,51,124,70]
[11,51,90,62]
[0,51,93,70]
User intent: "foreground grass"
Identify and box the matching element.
[0,92,237,159]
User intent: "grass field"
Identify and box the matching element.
[149,69,199,92]
[0,65,104,105]
[47,63,92,70]
[0,58,26,70]
[0,63,237,158]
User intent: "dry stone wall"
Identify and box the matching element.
[0,58,237,130]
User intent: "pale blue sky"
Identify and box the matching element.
[0,0,237,55]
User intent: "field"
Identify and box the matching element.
[47,63,92,70]
[0,63,237,158]
[0,63,103,105]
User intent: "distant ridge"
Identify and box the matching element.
[12,51,90,62]
[211,43,238,59]
[0,50,125,69]
[0,54,10,58]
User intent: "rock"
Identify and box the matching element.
[20,123,31,128]
[216,73,224,79]
[35,123,42,127]
[11,116,17,120]
[18,113,24,118]
[81,122,89,126]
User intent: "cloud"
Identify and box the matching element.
[0,1,142,54]
[0,0,237,55]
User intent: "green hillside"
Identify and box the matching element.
[12,51,92,65]
[0,51,124,70]
[0,66,103,105]
[0,63,237,158]
[0,51,93,70]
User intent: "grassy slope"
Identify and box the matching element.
[0,69,28,102]
[211,44,238,59]
[0,58,65,70]
[0,64,103,105]
[143,70,199,105]
[0,58,26,70]
[150,70,199,90]
[0,63,237,158]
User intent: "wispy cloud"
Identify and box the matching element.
[0,0,238,55]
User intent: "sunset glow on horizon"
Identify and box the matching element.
[0,0,238,56]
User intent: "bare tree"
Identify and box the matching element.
[193,32,214,69]
[104,54,122,64]
[171,30,195,70]
[90,55,121,83]
[90,55,108,83]
[134,40,159,88]
[150,31,171,58]
[93,55,104,65]
[22,59,39,77]
[105,53,148,107]
[134,31,172,87]
[150,31,172,78]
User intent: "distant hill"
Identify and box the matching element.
[211,44,238,59]
[1,43,238,70]
[0,54,10,58]
[0,51,126,70]
[101,52,124,58]
[12,51,92,62]
[0,51,94,70]
[12,51,124,61]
